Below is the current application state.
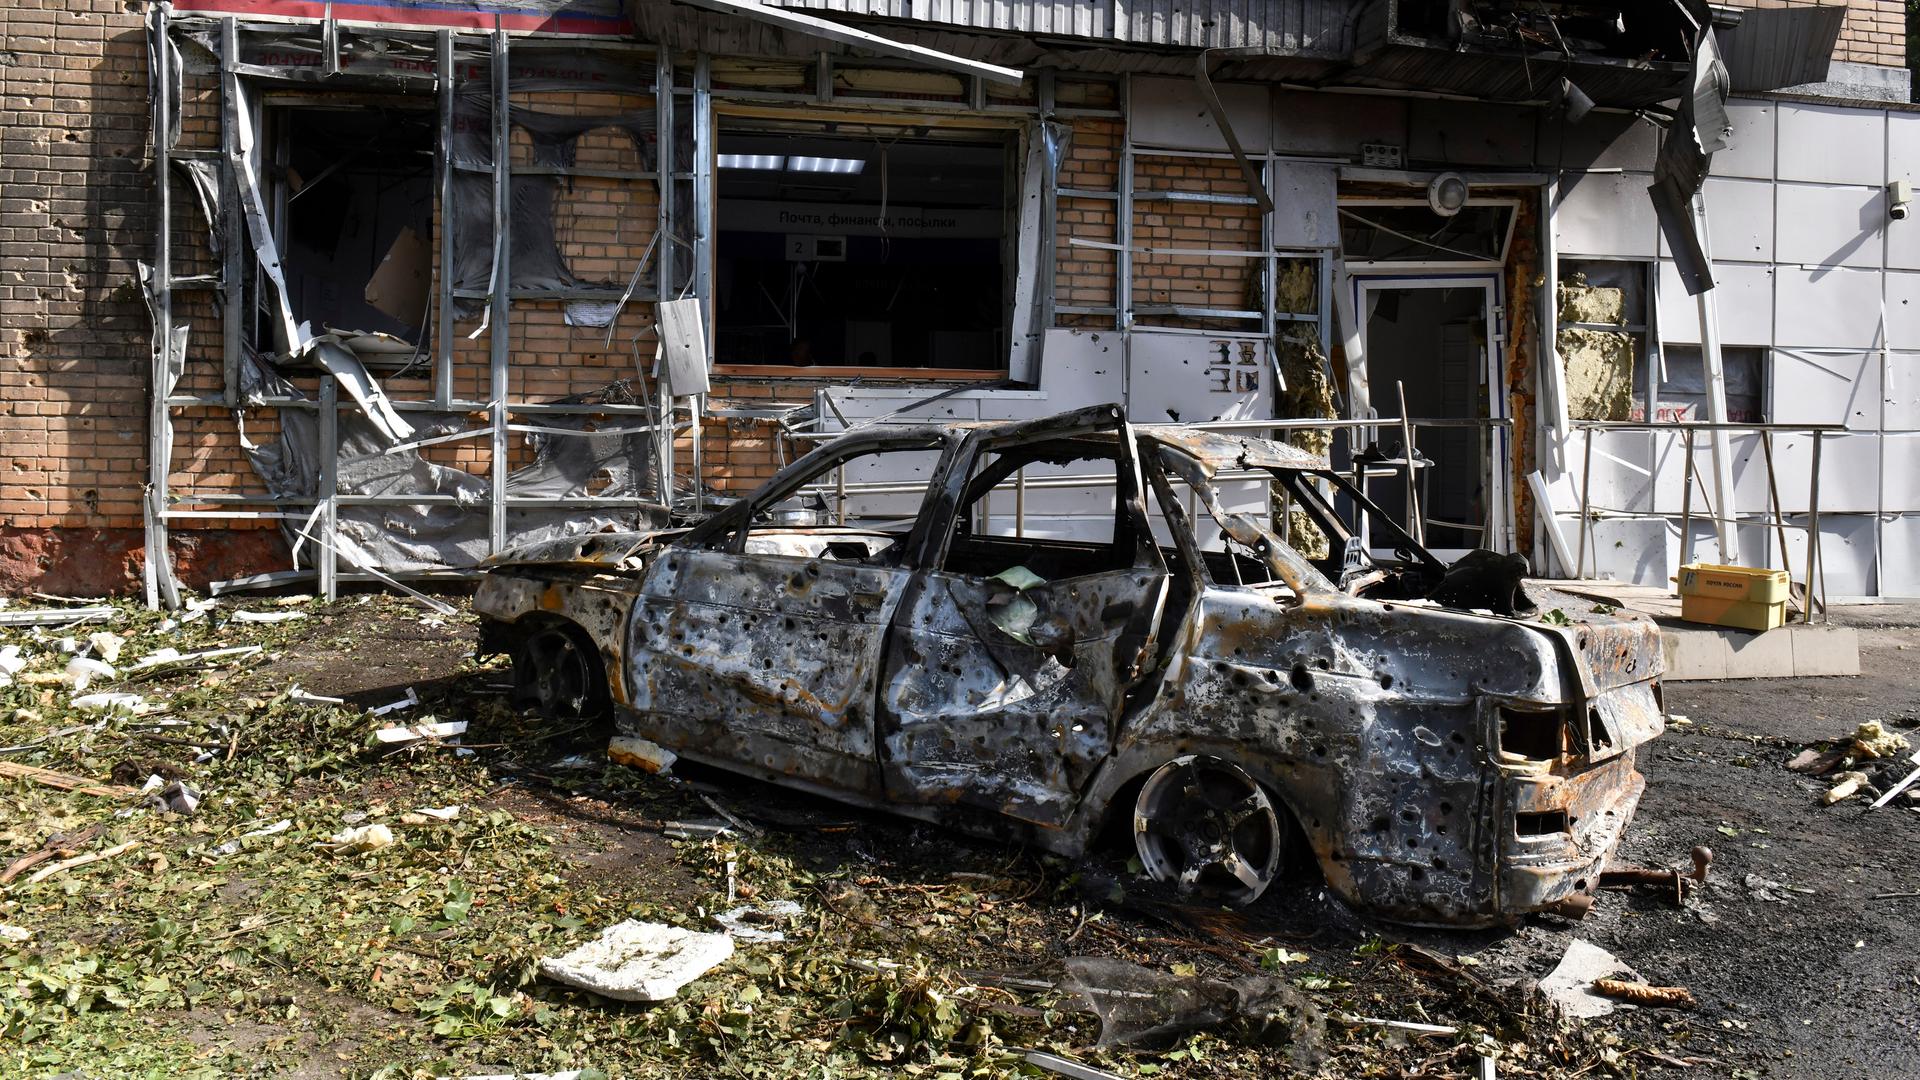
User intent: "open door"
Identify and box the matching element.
[878,414,1170,827]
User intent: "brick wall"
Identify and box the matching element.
[1718,0,1906,69]
[0,1,152,530]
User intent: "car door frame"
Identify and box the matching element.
[623,426,966,796]
[875,404,1176,825]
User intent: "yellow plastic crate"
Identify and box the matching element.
[1678,564,1790,631]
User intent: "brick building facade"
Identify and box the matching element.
[0,0,1912,597]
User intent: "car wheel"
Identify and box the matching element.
[1132,755,1285,906]
[513,625,607,722]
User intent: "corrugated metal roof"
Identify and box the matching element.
[770,0,1351,53]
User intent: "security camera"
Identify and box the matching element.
[1891,179,1912,221]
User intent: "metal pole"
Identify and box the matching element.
[433,28,455,408]
[1690,192,1739,562]
[1576,426,1594,579]
[219,18,243,408]
[689,51,712,511]
[1015,466,1026,537]
[654,48,675,507]
[1760,431,1795,602]
[1678,428,1694,579]
[487,27,510,553]
[318,376,339,601]
[1804,431,1823,624]
[1396,381,1423,546]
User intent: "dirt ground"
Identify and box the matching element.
[3,595,1916,1077]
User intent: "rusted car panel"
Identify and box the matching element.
[475,405,1665,928]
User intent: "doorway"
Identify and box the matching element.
[1355,277,1505,559]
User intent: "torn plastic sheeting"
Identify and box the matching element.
[236,354,662,574]
[173,158,224,253]
[312,339,416,442]
[1060,956,1325,1058]
[137,263,189,400]
[225,77,308,353]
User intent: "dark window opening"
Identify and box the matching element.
[1648,345,1768,424]
[270,106,436,349]
[1339,203,1514,263]
[944,444,1136,580]
[1499,707,1564,761]
[714,123,1014,373]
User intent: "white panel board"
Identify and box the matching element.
[1271,90,1406,156]
[1776,513,1878,598]
[1555,171,1658,258]
[1714,99,1777,181]
[1887,109,1920,187]
[1883,351,1920,430]
[1773,266,1884,349]
[1885,270,1920,351]
[1747,431,1882,514]
[1888,215,1920,272]
[1587,517,1675,588]
[1406,100,1538,167]
[1127,331,1272,424]
[1878,512,1920,596]
[1695,177,1774,263]
[1772,348,1882,430]
[1777,102,1886,187]
[1879,432,1920,507]
[1270,161,1337,249]
[1775,183,1885,269]
[1130,76,1269,153]
[1656,260,1774,346]
[1034,328,1126,412]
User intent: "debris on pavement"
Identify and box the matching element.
[1591,978,1698,1009]
[0,760,129,798]
[1023,1049,1125,1080]
[368,687,421,716]
[1059,954,1324,1051]
[1539,940,1638,1019]
[210,818,292,856]
[1599,845,1714,905]
[231,610,308,625]
[1824,771,1870,804]
[1851,720,1910,760]
[713,899,805,943]
[324,824,396,853]
[1870,749,1920,809]
[374,719,467,745]
[286,684,345,705]
[607,735,676,774]
[537,921,734,1002]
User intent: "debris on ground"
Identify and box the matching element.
[1824,771,1870,804]
[538,921,734,1002]
[1591,978,1698,1009]
[1059,954,1325,1053]
[210,818,292,856]
[375,719,467,745]
[1539,940,1638,1019]
[1599,845,1713,905]
[713,899,805,943]
[369,687,421,716]
[1852,720,1911,760]
[324,823,396,853]
[607,735,676,774]
[231,610,308,625]
[0,760,129,798]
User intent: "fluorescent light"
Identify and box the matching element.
[787,155,865,175]
[718,154,786,170]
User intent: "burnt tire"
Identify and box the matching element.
[1132,755,1286,906]
[511,623,610,723]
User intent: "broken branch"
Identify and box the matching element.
[21,840,143,886]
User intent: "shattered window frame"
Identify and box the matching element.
[1336,197,1520,270]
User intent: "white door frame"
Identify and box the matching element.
[1348,272,1513,558]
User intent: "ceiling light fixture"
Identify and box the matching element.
[718,154,786,170]
[787,155,866,175]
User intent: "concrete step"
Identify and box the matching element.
[1657,620,1860,681]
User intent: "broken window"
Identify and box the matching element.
[945,447,1137,579]
[712,121,1015,373]
[1338,201,1516,265]
[1558,259,1649,422]
[1648,346,1767,424]
[269,105,436,350]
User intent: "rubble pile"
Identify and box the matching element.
[1788,720,1920,808]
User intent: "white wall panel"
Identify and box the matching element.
[1556,171,1658,258]
[1270,161,1337,249]
[1878,432,1920,507]
[1127,331,1271,424]
[1131,76,1269,153]
[1698,177,1775,263]
[1878,513,1920,596]
[1883,351,1920,430]
[1886,214,1920,271]
[1774,266,1885,349]
[1537,112,1658,172]
[1775,183,1885,269]
[1656,260,1774,345]
[1777,102,1885,187]
[1775,513,1877,597]
[1888,109,1920,187]
[1752,431,1882,514]
[1771,348,1882,430]
[1885,270,1920,351]
[1035,329,1126,412]
[1715,99,1777,180]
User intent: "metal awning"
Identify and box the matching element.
[662,0,1026,87]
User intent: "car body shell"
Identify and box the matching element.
[475,406,1664,927]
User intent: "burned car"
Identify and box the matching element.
[475,405,1664,927]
